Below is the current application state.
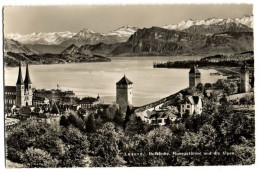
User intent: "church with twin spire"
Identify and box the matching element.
[4,63,33,110]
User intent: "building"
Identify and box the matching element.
[78,96,101,113]
[33,96,50,106]
[189,65,201,87]
[4,63,33,112]
[4,86,17,112]
[180,96,203,116]
[148,110,177,125]
[240,63,250,93]
[116,75,133,113]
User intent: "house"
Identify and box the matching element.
[4,86,17,113]
[147,110,177,125]
[180,96,203,116]
[79,97,101,111]
[33,96,50,106]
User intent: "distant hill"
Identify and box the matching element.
[4,38,38,55]
[183,22,252,35]
[3,52,111,67]
[110,27,253,56]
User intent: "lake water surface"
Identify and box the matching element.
[4,56,226,106]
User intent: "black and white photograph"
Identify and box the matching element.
[2,2,256,168]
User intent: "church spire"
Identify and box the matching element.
[16,63,23,85]
[24,63,32,84]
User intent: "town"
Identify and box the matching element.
[4,61,254,128]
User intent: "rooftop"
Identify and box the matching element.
[79,97,99,104]
[116,75,133,85]
[183,95,201,105]
[5,86,16,92]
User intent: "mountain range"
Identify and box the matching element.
[4,15,254,66]
[163,15,253,30]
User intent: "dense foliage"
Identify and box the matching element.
[6,85,255,167]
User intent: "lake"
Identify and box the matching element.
[4,56,226,106]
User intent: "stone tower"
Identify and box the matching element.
[116,75,133,113]
[16,63,25,107]
[189,65,201,87]
[24,63,33,106]
[240,62,250,93]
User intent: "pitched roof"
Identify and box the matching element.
[33,96,46,101]
[24,63,32,84]
[183,95,201,105]
[79,97,98,104]
[5,86,16,92]
[189,65,200,74]
[192,96,200,104]
[149,110,176,119]
[116,75,133,85]
[16,63,24,85]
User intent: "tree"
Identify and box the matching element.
[7,120,53,163]
[204,83,212,89]
[176,93,183,104]
[60,115,69,127]
[60,111,86,131]
[124,105,132,129]
[114,109,124,126]
[88,122,125,167]
[58,126,89,167]
[34,132,65,160]
[125,115,146,135]
[219,94,228,105]
[224,82,238,95]
[67,111,85,131]
[196,83,204,92]
[106,103,119,120]
[185,87,196,95]
[198,124,217,150]
[23,147,58,168]
[85,113,96,133]
[147,127,174,152]
[7,118,90,167]
[215,79,226,89]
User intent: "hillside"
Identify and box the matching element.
[110,27,253,56]
[4,52,111,67]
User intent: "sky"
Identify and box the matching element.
[4,4,253,34]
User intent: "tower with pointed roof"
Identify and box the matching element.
[240,62,250,93]
[189,65,201,87]
[116,75,133,113]
[16,63,25,107]
[24,63,33,106]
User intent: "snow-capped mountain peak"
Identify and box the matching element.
[103,25,138,37]
[5,31,77,45]
[163,15,253,30]
[235,15,253,28]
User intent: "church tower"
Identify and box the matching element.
[116,75,133,113]
[240,62,250,93]
[24,63,33,106]
[16,63,25,107]
[189,65,201,87]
